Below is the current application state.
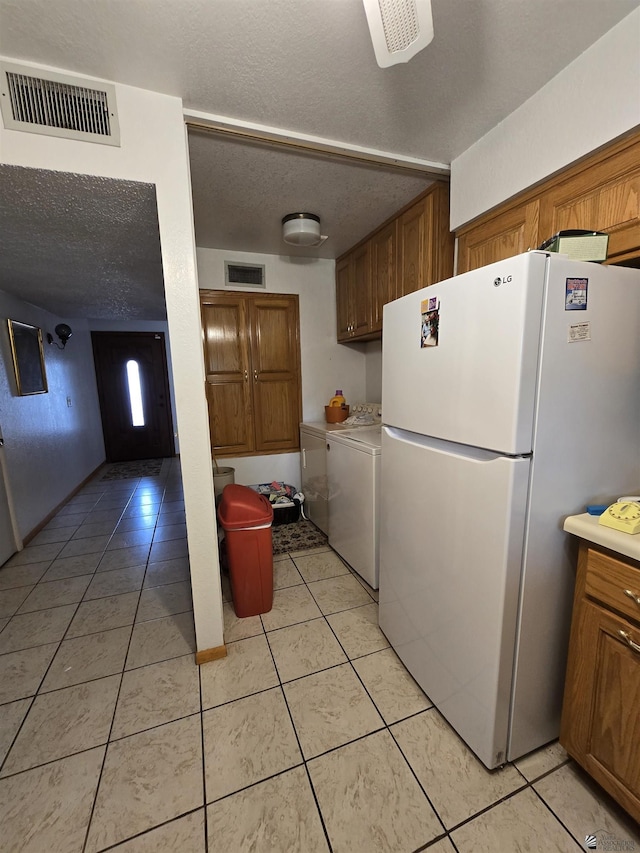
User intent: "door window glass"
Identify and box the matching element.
[126,360,145,427]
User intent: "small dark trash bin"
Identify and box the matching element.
[250,482,303,525]
[217,484,274,617]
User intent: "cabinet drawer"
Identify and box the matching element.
[585,547,640,624]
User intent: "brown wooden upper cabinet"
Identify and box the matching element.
[336,182,453,342]
[457,131,640,273]
[336,242,372,340]
[200,290,302,457]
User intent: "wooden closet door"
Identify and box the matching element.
[200,296,254,455]
[250,296,301,453]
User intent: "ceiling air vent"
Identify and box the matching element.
[224,262,266,289]
[0,62,120,146]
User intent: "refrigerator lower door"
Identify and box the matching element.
[379,426,530,769]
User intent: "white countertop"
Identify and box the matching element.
[564,513,640,562]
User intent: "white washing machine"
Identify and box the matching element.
[326,425,382,589]
[300,403,381,541]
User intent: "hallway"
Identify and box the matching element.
[0,459,638,852]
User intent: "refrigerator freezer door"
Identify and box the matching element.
[382,251,547,455]
[378,426,530,768]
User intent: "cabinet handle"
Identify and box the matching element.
[618,630,640,654]
[302,448,306,469]
[623,588,640,606]
[244,370,248,381]
[253,370,258,382]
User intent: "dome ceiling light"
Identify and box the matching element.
[282,213,328,248]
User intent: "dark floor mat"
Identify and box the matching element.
[271,519,328,555]
[99,459,164,480]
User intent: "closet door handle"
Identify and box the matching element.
[244,370,248,381]
[618,630,640,654]
[253,370,258,383]
[623,589,640,607]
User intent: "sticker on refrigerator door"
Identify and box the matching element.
[565,278,588,310]
[567,322,591,342]
[420,298,439,348]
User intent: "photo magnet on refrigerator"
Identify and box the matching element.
[565,278,588,310]
[421,296,439,348]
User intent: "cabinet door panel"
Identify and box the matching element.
[371,221,397,332]
[201,298,253,455]
[251,298,301,453]
[399,198,427,296]
[352,242,372,336]
[561,579,640,823]
[546,170,640,262]
[254,379,299,452]
[336,257,352,341]
[251,300,296,373]
[590,616,640,795]
[201,301,248,374]
[205,381,253,455]
[457,200,540,274]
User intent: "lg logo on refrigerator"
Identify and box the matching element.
[493,275,513,287]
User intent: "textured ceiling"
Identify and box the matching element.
[189,131,433,259]
[0,165,166,320]
[1,0,638,319]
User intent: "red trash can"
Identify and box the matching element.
[217,484,274,617]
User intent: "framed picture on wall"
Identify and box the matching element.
[7,319,48,395]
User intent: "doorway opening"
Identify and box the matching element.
[92,331,175,462]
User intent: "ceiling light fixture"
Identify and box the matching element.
[362,0,434,68]
[47,323,73,349]
[282,213,328,247]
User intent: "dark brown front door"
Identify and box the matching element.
[92,332,174,462]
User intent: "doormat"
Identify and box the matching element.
[100,459,164,480]
[271,519,328,555]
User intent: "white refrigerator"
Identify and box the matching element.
[379,251,640,769]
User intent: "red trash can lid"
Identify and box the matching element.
[217,484,274,530]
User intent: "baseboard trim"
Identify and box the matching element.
[22,460,106,545]
[195,644,227,665]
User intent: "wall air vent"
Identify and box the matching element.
[0,62,120,146]
[224,262,266,289]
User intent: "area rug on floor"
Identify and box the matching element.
[100,459,164,480]
[271,519,328,555]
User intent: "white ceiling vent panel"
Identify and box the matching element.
[0,62,120,146]
[224,261,266,289]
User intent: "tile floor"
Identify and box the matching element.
[0,458,638,852]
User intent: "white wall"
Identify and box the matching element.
[450,8,640,230]
[89,319,179,454]
[0,59,222,653]
[0,290,105,538]
[196,247,368,486]
[365,340,383,403]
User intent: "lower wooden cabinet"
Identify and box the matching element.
[560,541,640,822]
[200,290,302,457]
